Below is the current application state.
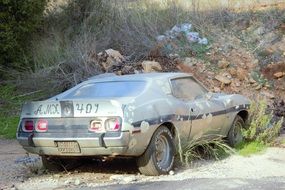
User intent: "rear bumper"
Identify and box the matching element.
[17,131,130,156]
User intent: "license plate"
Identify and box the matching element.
[56,141,81,153]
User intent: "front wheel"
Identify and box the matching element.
[227,115,244,147]
[137,126,175,176]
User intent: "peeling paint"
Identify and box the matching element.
[128,138,137,149]
[140,121,150,133]
[205,113,213,124]
[196,102,204,109]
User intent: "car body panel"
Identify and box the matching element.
[17,72,250,157]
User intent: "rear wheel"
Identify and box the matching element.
[137,126,175,176]
[227,115,244,147]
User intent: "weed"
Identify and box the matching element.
[236,141,266,156]
[243,100,283,145]
[250,71,271,89]
[0,116,19,139]
[0,84,43,139]
[176,133,234,166]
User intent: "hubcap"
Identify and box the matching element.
[155,134,170,168]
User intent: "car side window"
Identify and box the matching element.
[171,77,207,100]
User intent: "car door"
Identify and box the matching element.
[170,77,227,140]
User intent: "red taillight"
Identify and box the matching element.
[105,118,121,132]
[23,120,34,132]
[36,119,48,132]
[89,120,104,132]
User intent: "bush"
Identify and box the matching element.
[176,133,234,166]
[0,0,47,78]
[243,100,283,145]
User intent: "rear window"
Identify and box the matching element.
[65,81,146,98]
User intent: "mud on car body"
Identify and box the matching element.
[17,72,250,175]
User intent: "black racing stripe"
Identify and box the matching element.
[132,104,250,128]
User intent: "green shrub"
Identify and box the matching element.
[236,141,266,156]
[0,0,47,78]
[243,100,283,145]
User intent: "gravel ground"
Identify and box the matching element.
[1,139,285,190]
[0,139,34,189]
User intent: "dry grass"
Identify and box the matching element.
[13,0,284,96]
[176,133,234,166]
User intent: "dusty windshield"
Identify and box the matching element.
[65,81,146,98]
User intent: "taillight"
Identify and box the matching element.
[89,120,104,132]
[36,119,48,132]
[22,120,34,132]
[105,118,121,132]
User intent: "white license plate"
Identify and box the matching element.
[56,141,81,153]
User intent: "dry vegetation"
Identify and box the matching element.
[1,0,285,138]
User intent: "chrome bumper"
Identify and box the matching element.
[17,131,130,156]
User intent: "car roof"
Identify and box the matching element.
[87,72,192,83]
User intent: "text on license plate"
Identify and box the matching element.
[56,141,81,153]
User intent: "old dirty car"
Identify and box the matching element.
[17,72,250,176]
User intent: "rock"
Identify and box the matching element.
[228,68,237,77]
[110,175,123,181]
[169,53,179,59]
[183,57,197,67]
[169,170,175,175]
[98,49,125,71]
[123,176,137,183]
[141,61,162,72]
[64,180,71,185]
[214,87,221,92]
[215,75,231,85]
[249,78,256,84]
[273,72,285,78]
[236,68,248,81]
[74,179,81,186]
[255,84,262,90]
[218,59,230,69]
[105,49,125,63]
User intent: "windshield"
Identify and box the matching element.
[65,81,146,98]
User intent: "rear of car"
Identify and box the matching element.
[17,80,146,157]
[17,100,129,156]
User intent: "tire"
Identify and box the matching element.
[227,115,244,147]
[137,126,175,176]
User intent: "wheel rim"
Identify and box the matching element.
[233,121,243,144]
[155,134,170,169]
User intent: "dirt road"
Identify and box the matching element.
[1,139,285,190]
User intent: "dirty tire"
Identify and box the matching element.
[137,126,175,176]
[227,115,244,147]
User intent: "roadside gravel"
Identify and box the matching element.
[1,139,285,190]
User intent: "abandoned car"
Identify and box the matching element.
[17,72,250,175]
